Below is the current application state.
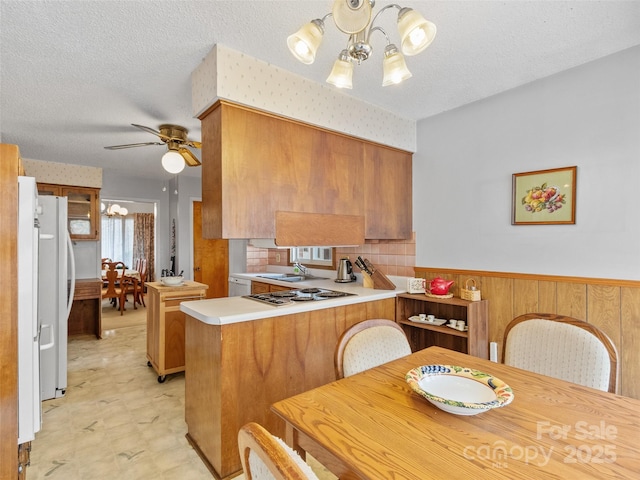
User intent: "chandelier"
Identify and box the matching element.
[287,0,436,89]
[101,202,128,217]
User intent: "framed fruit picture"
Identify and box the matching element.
[512,166,577,225]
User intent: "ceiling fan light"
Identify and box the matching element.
[287,19,325,64]
[382,44,412,86]
[162,150,186,174]
[326,51,354,89]
[397,7,436,56]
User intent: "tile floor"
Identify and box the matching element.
[29,321,336,479]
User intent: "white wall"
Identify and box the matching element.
[102,173,201,281]
[175,175,201,279]
[414,45,640,280]
[101,172,171,281]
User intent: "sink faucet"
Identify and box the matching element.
[293,262,308,276]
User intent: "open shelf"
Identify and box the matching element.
[396,293,489,359]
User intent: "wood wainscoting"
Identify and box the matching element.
[414,267,640,400]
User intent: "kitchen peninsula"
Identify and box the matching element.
[180,275,405,479]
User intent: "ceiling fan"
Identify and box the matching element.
[104,124,201,173]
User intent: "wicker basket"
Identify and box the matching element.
[460,279,481,301]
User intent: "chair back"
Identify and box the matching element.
[102,261,126,295]
[334,319,412,379]
[102,267,120,299]
[136,258,147,283]
[503,313,618,393]
[238,422,319,480]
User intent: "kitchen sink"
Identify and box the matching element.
[257,273,329,283]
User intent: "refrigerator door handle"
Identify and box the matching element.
[66,230,76,320]
[39,324,55,351]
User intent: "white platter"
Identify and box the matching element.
[408,316,447,326]
[406,365,514,415]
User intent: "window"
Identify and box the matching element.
[101,216,134,268]
[289,247,335,268]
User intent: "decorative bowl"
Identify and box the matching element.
[161,276,184,286]
[406,365,514,415]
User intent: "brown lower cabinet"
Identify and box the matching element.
[146,281,207,383]
[17,441,30,479]
[68,278,102,338]
[251,280,293,294]
[184,297,396,480]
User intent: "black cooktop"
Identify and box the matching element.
[243,287,356,306]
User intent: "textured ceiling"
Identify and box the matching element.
[2,1,640,181]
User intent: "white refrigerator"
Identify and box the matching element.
[38,194,75,401]
[17,176,41,443]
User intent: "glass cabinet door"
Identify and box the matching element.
[62,187,99,240]
[37,184,100,240]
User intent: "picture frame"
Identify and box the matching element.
[512,166,576,225]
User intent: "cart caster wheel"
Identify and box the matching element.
[147,361,152,367]
[158,375,166,383]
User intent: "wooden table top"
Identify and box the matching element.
[146,280,208,293]
[272,346,640,479]
[101,268,139,280]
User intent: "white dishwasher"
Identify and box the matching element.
[228,276,252,297]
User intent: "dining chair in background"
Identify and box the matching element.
[502,313,618,393]
[238,422,319,480]
[334,318,412,379]
[101,263,127,315]
[132,257,147,307]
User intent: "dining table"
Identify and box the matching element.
[271,346,640,479]
[100,268,140,282]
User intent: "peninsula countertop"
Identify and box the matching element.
[180,273,408,326]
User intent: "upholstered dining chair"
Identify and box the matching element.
[238,422,319,480]
[334,319,412,380]
[502,313,618,393]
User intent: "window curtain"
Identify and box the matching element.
[101,216,134,267]
[132,213,155,282]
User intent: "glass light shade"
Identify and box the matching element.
[326,53,354,89]
[107,204,121,216]
[100,202,105,212]
[287,20,324,65]
[119,207,128,216]
[382,45,412,86]
[162,150,186,174]
[397,8,437,56]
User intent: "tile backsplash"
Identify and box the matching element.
[246,233,416,277]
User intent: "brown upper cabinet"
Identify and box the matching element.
[37,183,101,240]
[200,101,412,243]
[363,143,412,239]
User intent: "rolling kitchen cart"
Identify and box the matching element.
[146,281,208,382]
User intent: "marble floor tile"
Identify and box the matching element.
[29,323,336,480]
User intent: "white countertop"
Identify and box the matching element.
[180,273,408,325]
